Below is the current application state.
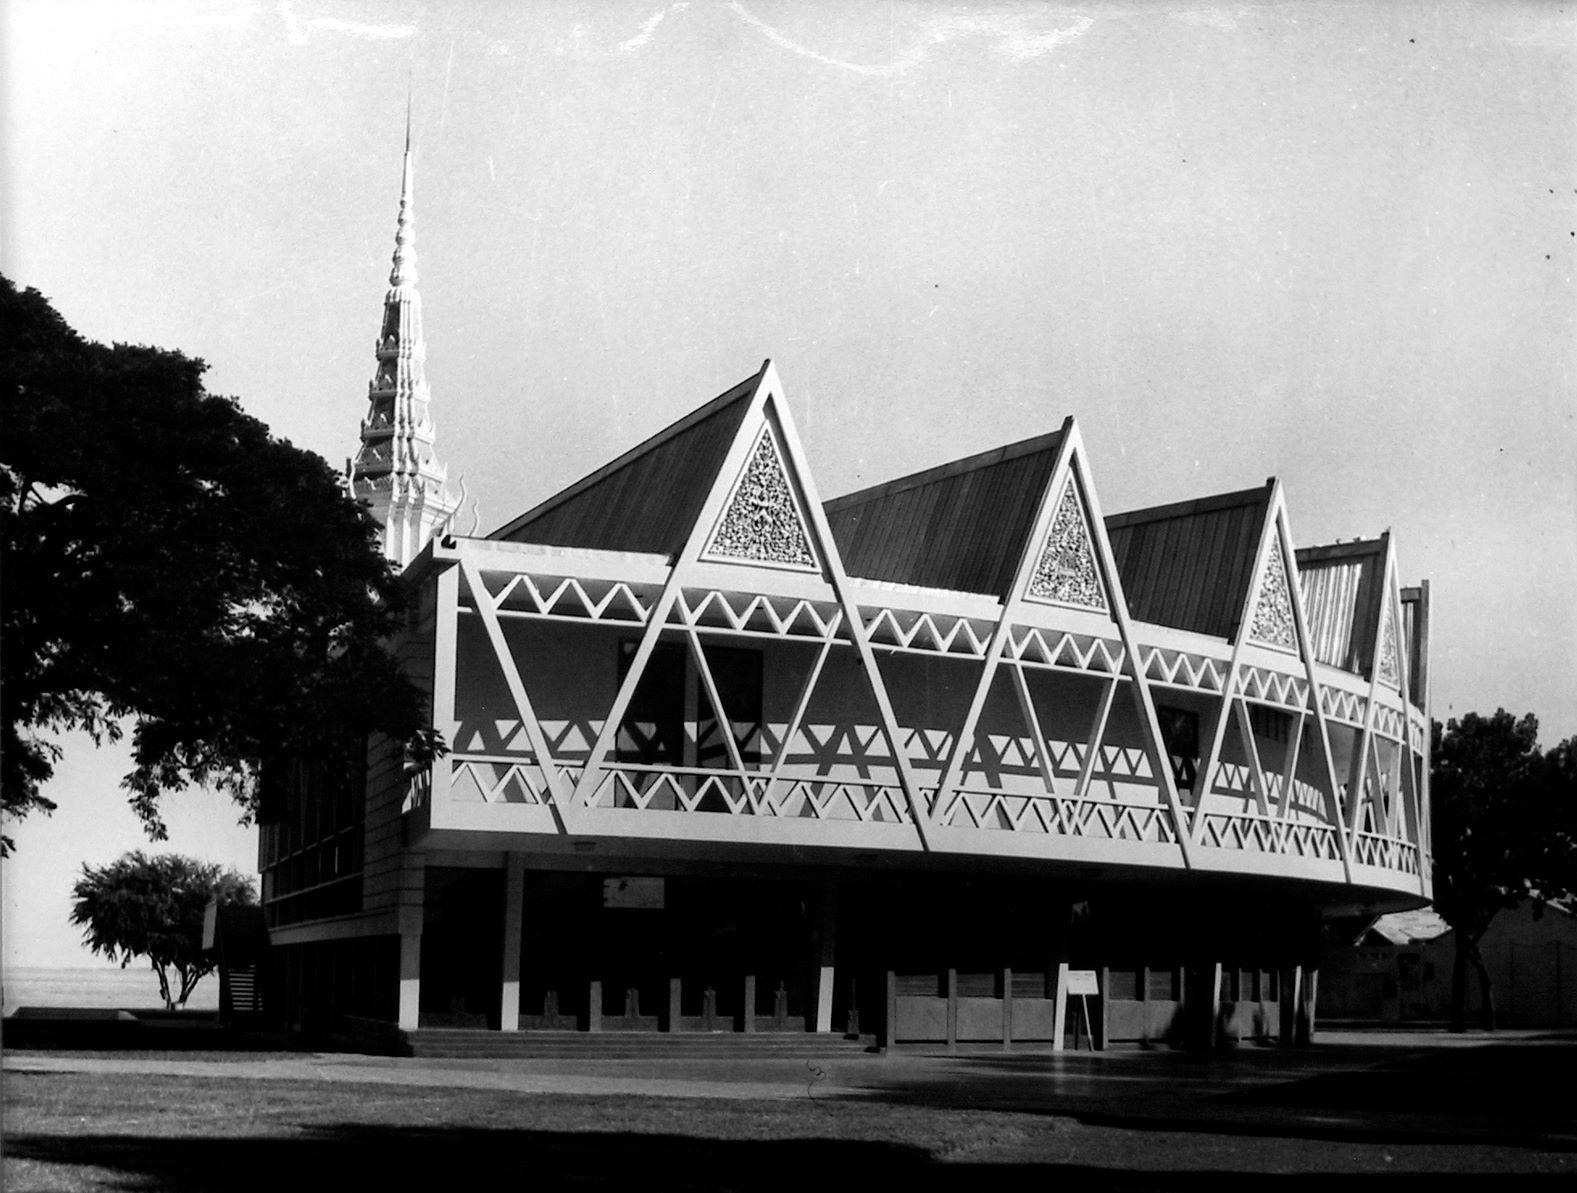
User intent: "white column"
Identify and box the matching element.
[1052,961,1070,1052]
[397,931,422,1031]
[499,854,526,1031]
[813,884,837,1033]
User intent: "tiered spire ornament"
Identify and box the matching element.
[350,119,460,568]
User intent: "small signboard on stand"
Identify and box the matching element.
[1054,963,1099,1051]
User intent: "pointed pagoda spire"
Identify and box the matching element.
[350,110,460,568]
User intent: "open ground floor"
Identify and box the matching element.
[259,853,1374,1051]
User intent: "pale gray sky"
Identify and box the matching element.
[2,0,1573,967]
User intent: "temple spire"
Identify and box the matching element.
[349,116,460,568]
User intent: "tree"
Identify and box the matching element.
[1430,710,1577,1031]
[69,851,257,1010]
[0,276,436,852]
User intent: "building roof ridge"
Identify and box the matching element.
[824,428,1067,512]
[490,368,762,542]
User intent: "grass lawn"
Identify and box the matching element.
[5,1066,1573,1190]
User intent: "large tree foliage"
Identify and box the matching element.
[1430,710,1577,1030]
[70,851,257,1010]
[1,276,430,850]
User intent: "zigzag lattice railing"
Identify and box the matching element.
[1194,810,1342,861]
[1351,830,1422,876]
[934,787,1181,844]
[584,763,914,825]
[434,753,1420,879]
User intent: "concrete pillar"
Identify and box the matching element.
[1052,961,1070,1053]
[397,932,422,1032]
[1095,966,1110,1051]
[945,967,958,1050]
[1280,964,1303,1045]
[883,968,898,1051]
[1002,966,1014,1050]
[742,974,756,1033]
[1207,961,1224,1050]
[499,854,526,1031]
[812,884,837,1032]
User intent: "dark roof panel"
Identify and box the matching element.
[1104,486,1270,639]
[491,372,758,556]
[823,431,1065,596]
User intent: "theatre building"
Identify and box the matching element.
[257,141,1433,1051]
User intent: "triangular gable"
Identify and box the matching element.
[565,360,941,848]
[1023,475,1109,612]
[1247,534,1298,652]
[823,432,1065,598]
[490,371,758,556]
[699,421,820,572]
[1105,486,1270,641]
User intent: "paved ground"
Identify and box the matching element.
[7,1030,1577,1187]
[8,1028,1576,1138]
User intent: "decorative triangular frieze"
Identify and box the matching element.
[1248,536,1297,650]
[1025,480,1108,611]
[701,423,819,571]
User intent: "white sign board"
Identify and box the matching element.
[1064,969,1100,996]
[602,876,665,910]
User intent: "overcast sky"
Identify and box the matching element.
[3,0,1573,968]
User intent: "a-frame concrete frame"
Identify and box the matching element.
[1347,535,1429,896]
[1188,483,1356,882]
[455,553,580,832]
[920,420,1199,867]
[566,360,937,848]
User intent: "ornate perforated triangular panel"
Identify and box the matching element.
[1377,599,1401,688]
[703,423,820,571]
[1248,536,1297,650]
[1025,480,1108,611]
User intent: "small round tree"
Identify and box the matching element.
[69,851,257,1010]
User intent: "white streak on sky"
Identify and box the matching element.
[440,35,456,135]
[922,11,1097,60]
[726,2,927,77]
[620,3,690,54]
[726,3,1096,75]
[277,1,416,45]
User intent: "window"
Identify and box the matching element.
[1248,704,1293,744]
[695,646,763,769]
[616,640,687,765]
[1156,706,1200,793]
[615,639,764,770]
[1147,966,1179,1001]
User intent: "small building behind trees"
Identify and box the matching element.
[1322,903,1577,1027]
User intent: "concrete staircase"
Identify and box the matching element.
[397,1028,878,1059]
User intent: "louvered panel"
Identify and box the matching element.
[1295,540,1384,676]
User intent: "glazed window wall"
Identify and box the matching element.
[258,734,367,928]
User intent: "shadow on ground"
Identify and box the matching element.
[844,1041,1577,1153]
[3,1010,316,1053]
[8,1125,1568,1191]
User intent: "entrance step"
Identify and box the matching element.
[395,1029,878,1060]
